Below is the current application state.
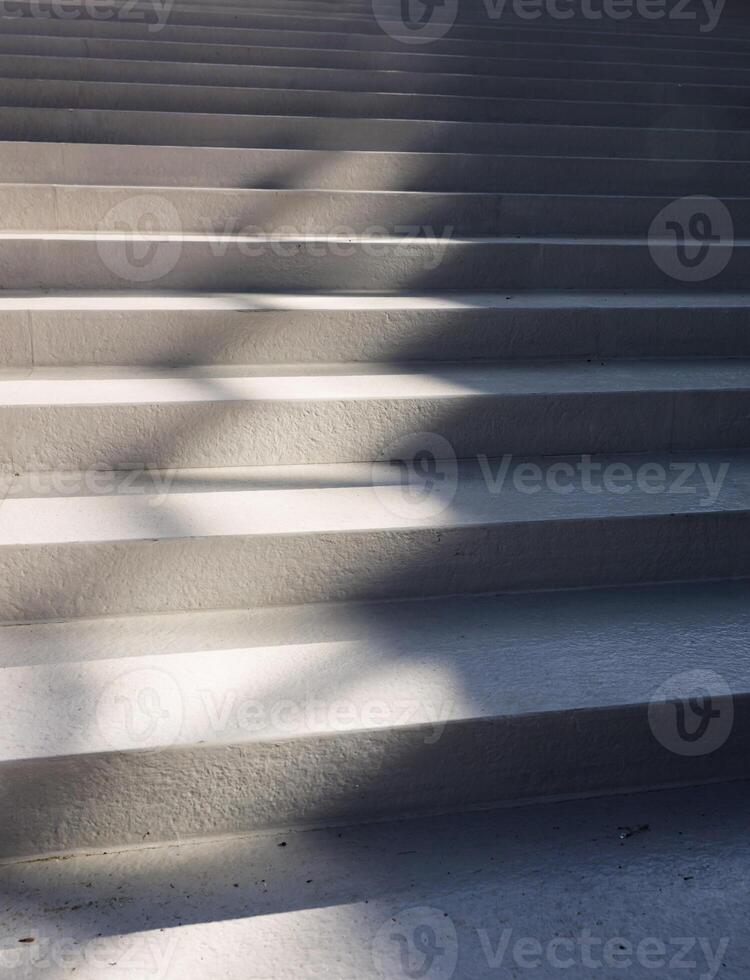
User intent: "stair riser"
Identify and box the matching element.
[0,239,745,290]
[5,54,750,107]
[4,389,749,471]
[7,306,750,368]
[8,186,749,238]
[6,33,750,87]
[3,695,749,859]
[2,511,749,622]
[2,17,749,68]
[5,77,750,130]
[5,108,749,158]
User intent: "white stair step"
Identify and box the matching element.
[5,107,750,159]
[1,142,747,197]
[3,359,750,470]
[1,451,748,620]
[1,580,749,857]
[0,232,748,290]
[1,780,747,976]
[4,184,750,238]
[6,290,750,368]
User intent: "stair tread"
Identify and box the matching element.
[6,139,744,161]
[2,579,749,760]
[4,358,750,402]
[5,231,745,243]
[9,104,750,135]
[3,289,750,311]
[11,182,746,198]
[2,450,746,545]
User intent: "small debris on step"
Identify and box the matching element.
[618,824,650,840]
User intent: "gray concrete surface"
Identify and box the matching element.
[1,780,748,978]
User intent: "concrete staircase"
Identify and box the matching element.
[2,0,750,872]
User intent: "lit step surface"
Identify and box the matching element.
[1,580,749,856]
[1,451,749,620]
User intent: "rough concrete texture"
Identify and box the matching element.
[1,780,748,979]
[2,0,750,899]
[2,453,750,622]
[4,361,750,470]
[0,582,749,857]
